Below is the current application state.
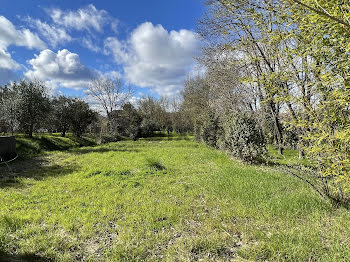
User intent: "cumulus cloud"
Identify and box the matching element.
[48,4,117,33]
[0,16,46,50]
[0,16,46,83]
[104,22,200,95]
[25,17,72,48]
[0,48,20,70]
[25,49,98,90]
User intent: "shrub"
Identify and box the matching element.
[222,113,266,162]
[195,110,221,147]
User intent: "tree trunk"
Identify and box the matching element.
[270,102,283,155]
[29,123,33,138]
[298,148,305,159]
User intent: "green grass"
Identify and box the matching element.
[267,145,315,167]
[1,136,350,261]
[15,133,96,159]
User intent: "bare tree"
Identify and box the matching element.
[88,77,133,119]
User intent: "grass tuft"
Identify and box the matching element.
[146,158,166,171]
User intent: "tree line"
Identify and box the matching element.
[179,0,350,205]
[0,78,191,141]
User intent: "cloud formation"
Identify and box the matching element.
[0,48,19,70]
[25,49,98,90]
[104,22,200,95]
[48,4,117,33]
[0,15,46,83]
[25,17,72,48]
[0,16,46,50]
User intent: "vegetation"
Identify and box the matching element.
[1,0,350,259]
[1,136,350,261]
[178,0,350,206]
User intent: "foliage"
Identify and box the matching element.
[67,99,96,137]
[51,96,73,137]
[16,80,50,137]
[113,103,142,140]
[198,110,221,148]
[0,83,20,134]
[140,118,158,137]
[222,113,266,162]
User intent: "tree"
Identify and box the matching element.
[198,0,288,154]
[17,80,50,137]
[87,77,133,126]
[52,96,73,137]
[279,0,350,203]
[0,82,20,135]
[113,103,142,140]
[68,99,96,137]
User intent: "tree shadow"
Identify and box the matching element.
[0,157,79,189]
[70,147,140,155]
[0,251,52,261]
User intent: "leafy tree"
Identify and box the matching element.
[114,103,142,140]
[0,82,20,135]
[52,96,73,137]
[68,99,96,137]
[17,80,50,137]
[280,0,350,203]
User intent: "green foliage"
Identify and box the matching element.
[140,118,158,137]
[281,0,350,203]
[199,110,221,148]
[67,99,96,137]
[113,103,142,140]
[0,83,20,134]
[51,96,73,137]
[222,114,266,162]
[16,80,50,137]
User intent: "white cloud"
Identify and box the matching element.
[25,49,98,90]
[82,36,102,53]
[48,4,117,33]
[0,16,46,50]
[0,16,46,83]
[0,48,20,70]
[104,22,200,95]
[25,17,72,48]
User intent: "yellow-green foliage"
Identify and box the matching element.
[283,0,350,200]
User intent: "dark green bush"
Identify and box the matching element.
[222,113,266,162]
[195,110,220,148]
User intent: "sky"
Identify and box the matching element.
[0,0,205,110]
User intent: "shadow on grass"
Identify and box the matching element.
[70,146,140,155]
[0,251,51,262]
[0,158,79,189]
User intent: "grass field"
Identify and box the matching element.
[1,135,350,261]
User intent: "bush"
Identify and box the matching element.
[100,134,122,143]
[222,113,266,162]
[140,118,158,137]
[194,110,220,147]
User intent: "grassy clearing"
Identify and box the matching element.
[0,136,350,261]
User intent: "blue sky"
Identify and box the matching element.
[0,0,204,109]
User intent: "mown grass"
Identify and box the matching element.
[0,136,350,261]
